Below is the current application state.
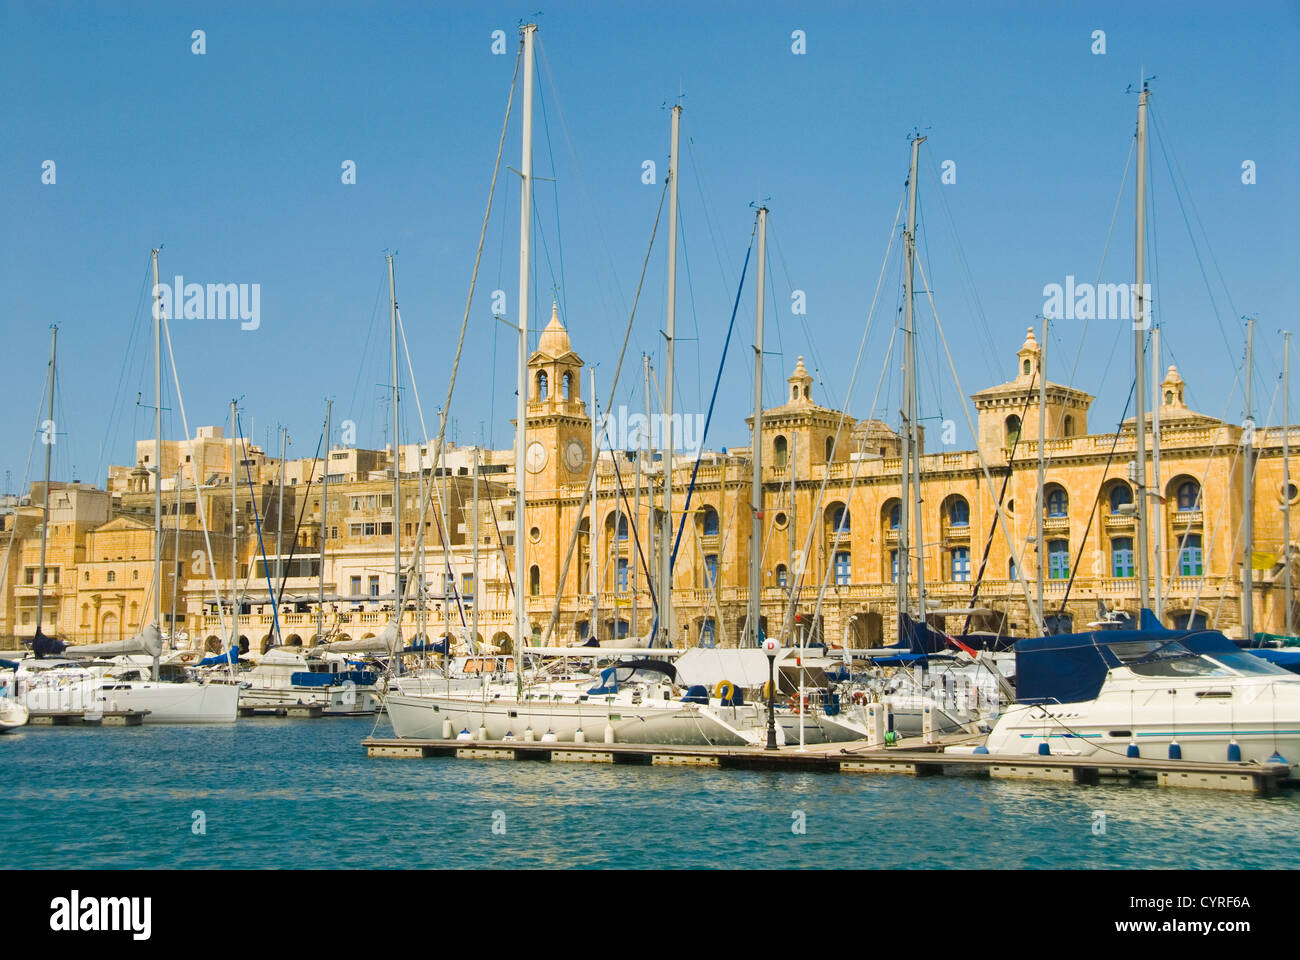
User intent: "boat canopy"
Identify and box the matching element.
[1014,612,1244,704]
[197,646,241,667]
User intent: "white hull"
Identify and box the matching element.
[239,685,378,715]
[384,692,762,746]
[986,675,1300,771]
[0,699,28,731]
[25,676,238,723]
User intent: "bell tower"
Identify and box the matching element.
[524,303,590,491]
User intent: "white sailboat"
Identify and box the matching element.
[19,251,238,723]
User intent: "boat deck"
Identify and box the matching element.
[361,734,1293,793]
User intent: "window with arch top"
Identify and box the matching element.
[1176,480,1201,512]
[535,370,548,401]
[774,435,788,469]
[1045,485,1069,518]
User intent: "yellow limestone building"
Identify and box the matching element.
[519,316,1299,647]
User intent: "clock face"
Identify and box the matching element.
[525,441,547,474]
[564,439,587,473]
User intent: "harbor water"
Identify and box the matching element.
[5,718,1299,869]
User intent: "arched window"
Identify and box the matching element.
[824,436,835,462]
[948,497,970,527]
[616,514,628,540]
[536,370,548,401]
[1179,534,1203,576]
[1047,540,1070,579]
[561,371,573,400]
[107,570,116,583]
[774,435,788,469]
[1176,480,1201,512]
[889,550,899,583]
[830,505,850,534]
[889,503,900,530]
[1111,537,1135,578]
[1164,390,1174,405]
[1046,486,1069,518]
[1062,415,1074,437]
[700,506,720,537]
[615,557,628,591]
[1005,415,1021,447]
[1022,359,1032,376]
[528,565,540,596]
[703,554,718,588]
[1109,484,1133,514]
[833,551,851,586]
[775,564,788,588]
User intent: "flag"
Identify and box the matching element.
[1251,551,1277,570]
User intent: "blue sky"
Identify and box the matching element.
[2,0,1297,489]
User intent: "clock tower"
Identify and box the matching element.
[524,302,590,493]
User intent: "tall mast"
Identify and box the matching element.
[35,324,57,641]
[642,354,653,637]
[1242,317,1256,643]
[230,398,238,648]
[1036,316,1048,625]
[275,426,286,643]
[1286,332,1293,636]
[748,205,768,646]
[318,399,331,645]
[902,134,926,623]
[659,102,682,647]
[387,253,403,669]
[632,372,641,635]
[472,447,480,655]
[1151,324,1164,619]
[172,466,181,648]
[591,366,599,640]
[514,22,536,670]
[1133,79,1152,612]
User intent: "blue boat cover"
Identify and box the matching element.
[1249,649,1300,674]
[0,659,18,670]
[197,647,241,666]
[1014,610,1240,704]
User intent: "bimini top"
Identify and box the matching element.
[1014,611,1249,705]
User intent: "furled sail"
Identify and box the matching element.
[320,620,400,655]
[63,622,163,659]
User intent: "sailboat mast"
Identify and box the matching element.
[172,466,181,648]
[319,399,331,645]
[230,399,237,644]
[387,253,403,667]
[35,324,57,638]
[275,426,286,643]
[1151,324,1164,619]
[472,447,480,654]
[643,354,653,634]
[1133,80,1152,612]
[749,205,768,646]
[514,22,536,667]
[902,134,926,623]
[660,103,681,647]
[1286,332,1293,636]
[593,367,602,640]
[1243,316,1255,642]
[1036,316,1047,625]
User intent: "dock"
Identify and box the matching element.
[238,702,325,718]
[28,709,149,727]
[361,735,1293,794]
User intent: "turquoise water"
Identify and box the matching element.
[5,717,1299,869]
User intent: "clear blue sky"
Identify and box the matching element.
[3,0,1297,490]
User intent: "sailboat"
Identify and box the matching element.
[17,251,238,723]
[984,84,1300,768]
